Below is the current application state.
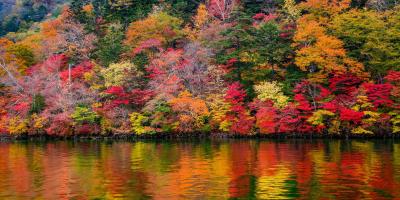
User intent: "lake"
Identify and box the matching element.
[0,139,399,199]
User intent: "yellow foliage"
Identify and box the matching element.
[328,119,341,134]
[293,17,325,43]
[15,7,69,60]
[185,4,209,41]
[0,38,32,75]
[293,15,367,82]
[101,61,142,87]
[352,95,373,111]
[352,127,373,134]
[193,4,209,29]
[390,112,400,134]
[299,0,350,17]
[307,109,335,126]
[31,114,46,130]
[283,0,301,20]
[207,94,230,129]
[254,81,289,108]
[362,111,380,125]
[129,112,151,135]
[219,120,232,132]
[8,117,28,135]
[100,117,112,135]
[295,34,346,73]
[82,4,94,13]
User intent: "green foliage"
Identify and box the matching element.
[216,14,292,83]
[129,112,153,135]
[7,44,35,68]
[92,0,158,26]
[331,8,400,79]
[71,106,100,125]
[242,0,284,16]
[164,0,199,22]
[29,94,46,114]
[95,23,125,66]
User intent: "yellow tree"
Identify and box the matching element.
[0,38,34,76]
[254,81,289,108]
[293,0,368,83]
[185,3,210,41]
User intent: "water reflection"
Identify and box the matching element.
[0,140,399,199]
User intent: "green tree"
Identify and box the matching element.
[216,12,292,93]
[331,8,400,80]
[95,23,124,66]
[71,105,100,125]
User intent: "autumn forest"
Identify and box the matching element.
[1,0,400,137]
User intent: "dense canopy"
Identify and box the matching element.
[0,0,400,136]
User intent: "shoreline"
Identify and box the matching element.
[1,132,400,141]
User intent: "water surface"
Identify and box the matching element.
[0,139,399,199]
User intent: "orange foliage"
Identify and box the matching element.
[169,91,209,132]
[294,12,368,82]
[124,12,183,50]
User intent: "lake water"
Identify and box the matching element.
[0,139,399,199]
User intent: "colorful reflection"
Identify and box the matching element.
[0,140,400,199]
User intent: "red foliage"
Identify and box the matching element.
[339,108,363,123]
[27,54,68,75]
[105,86,126,97]
[251,100,277,134]
[384,71,400,82]
[224,82,254,134]
[225,105,254,134]
[129,89,154,106]
[294,94,313,111]
[225,82,247,104]
[59,61,93,82]
[133,38,163,55]
[294,80,330,103]
[207,0,239,21]
[278,103,313,133]
[75,124,100,135]
[104,86,129,108]
[45,113,73,135]
[252,13,266,20]
[222,58,238,73]
[279,23,296,39]
[104,87,153,108]
[12,102,29,113]
[362,83,393,107]
[329,74,362,96]
[322,102,340,113]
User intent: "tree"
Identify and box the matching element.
[124,11,183,50]
[101,61,143,89]
[207,0,239,21]
[95,23,125,66]
[293,0,368,82]
[215,12,292,92]
[169,90,210,132]
[331,8,400,80]
[251,100,278,134]
[254,81,289,108]
[293,16,367,82]
[222,82,254,134]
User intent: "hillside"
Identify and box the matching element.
[0,0,400,136]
